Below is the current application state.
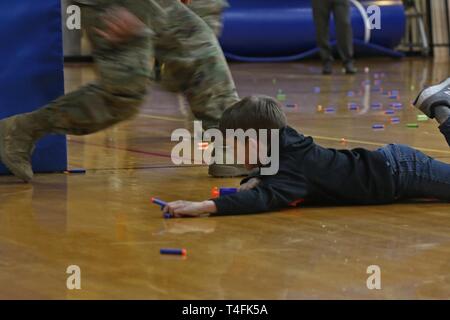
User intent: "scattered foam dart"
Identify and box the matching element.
[371,87,382,93]
[285,103,298,108]
[313,87,321,94]
[390,117,400,124]
[372,124,385,130]
[347,91,355,97]
[406,123,419,128]
[65,168,86,174]
[371,102,383,110]
[325,106,336,114]
[417,114,428,122]
[317,105,324,112]
[374,79,382,86]
[390,102,403,109]
[389,90,400,99]
[276,89,286,102]
[348,103,359,111]
[384,110,395,115]
[160,248,187,256]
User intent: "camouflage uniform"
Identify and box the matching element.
[188,0,229,36]
[155,0,238,129]
[0,0,242,182]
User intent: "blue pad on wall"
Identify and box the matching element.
[0,0,67,174]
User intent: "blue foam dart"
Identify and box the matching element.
[220,188,238,196]
[325,107,336,114]
[152,198,173,219]
[348,103,359,111]
[371,103,382,110]
[371,87,382,93]
[391,117,400,124]
[66,168,86,174]
[152,197,167,208]
[372,124,385,130]
[163,213,173,219]
[160,248,187,256]
[390,102,403,109]
[384,110,395,115]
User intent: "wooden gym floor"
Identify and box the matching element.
[0,58,449,299]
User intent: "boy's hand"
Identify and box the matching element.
[239,177,261,191]
[95,7,147,44]
[163,200,217,218]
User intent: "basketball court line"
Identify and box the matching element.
[139,113,450,156]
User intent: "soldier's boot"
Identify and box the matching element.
[208,162,249,178]
[0,113,46,182]
[206,142,249,178]
[0,82,147,182]
[0,0,155,182]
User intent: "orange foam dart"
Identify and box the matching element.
[198,142,209,151]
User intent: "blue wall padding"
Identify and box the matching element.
[0,0,67,174]
[220,0,406,61]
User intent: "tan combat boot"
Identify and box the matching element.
[208,163,249,177]
[0,112,48,182]
[207,145,249,178]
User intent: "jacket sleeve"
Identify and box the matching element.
[212,171,308,216]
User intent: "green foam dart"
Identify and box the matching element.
[407,123,419,128]
[276,89,286,102]
[417,114,428,122]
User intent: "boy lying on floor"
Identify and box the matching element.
[163,79,450,217]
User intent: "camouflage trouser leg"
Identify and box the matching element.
[157,0,239,130]
[34,0,155,136]
[187,0,229,37]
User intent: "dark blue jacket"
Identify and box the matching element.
[213,126,395,215]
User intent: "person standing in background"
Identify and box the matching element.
[312,0,357,75]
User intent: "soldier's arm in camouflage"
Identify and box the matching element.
[94,7,152,44]
[187,0,229,36]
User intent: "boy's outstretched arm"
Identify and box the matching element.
[163,171,307,218]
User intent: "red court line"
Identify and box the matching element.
[69,139,199,163]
